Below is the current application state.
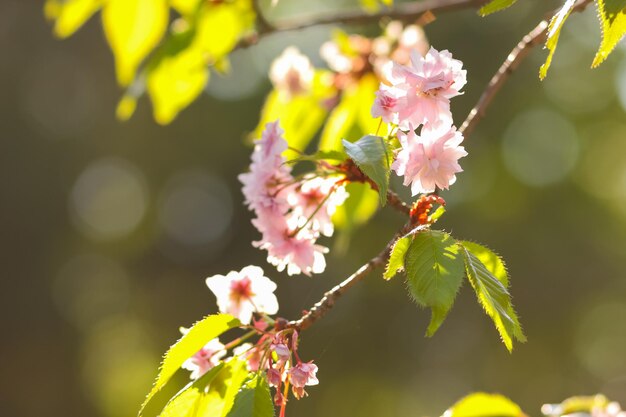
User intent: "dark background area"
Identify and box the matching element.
[2,1,626,417]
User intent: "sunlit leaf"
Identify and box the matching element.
[226,375,274,417]
[102,0,169,86]
[445,392,525,417]
[170,0,201,17]
[156,363,225,417]
[202,359,250,417]
[254,70,335,160]
[195,0,255,61]
[319,74,382,153]
[405,230,465,336]
[44,0,103,38]
[343,135,391,205]
[460,241,526,352]
[592,0,626,67]
[332,182,379,231]
[539,0,577,80]
[146,28,209,125]
[116,94,138,121]
[478,0,518,16]
[139,314,241,417]
[384,236,411,280]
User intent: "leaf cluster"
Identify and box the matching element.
[385,230,526,352]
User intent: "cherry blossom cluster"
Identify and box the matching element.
[372,47,468,195]
[183,265,319,415]
[239,121,348,276]
[266,331,319,405]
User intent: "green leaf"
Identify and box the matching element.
[139,314,241,417]
[146,27,209,125]
[445,392,525,417]
[319,73,383,154]
[592,0,626,67]
[539,0,577,80]
[202,359,250,417]
[460,241,526,352]
[384,236,411,280]
[404,230,465,336]
[45,0,103,38]
[102,0,169,86]
[254,70,335,160]
[343,135,391,205]
[157,363,225,417]
[332,182,379,232]
[226,375,275,417]
[478,0,518,16]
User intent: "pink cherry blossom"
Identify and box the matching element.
[271,342,291,364]
[253,214,328,276]
[267,368,283,388]
[394,47,466,127]
[181,338,226,379]
[205,265,279,325]
[239,121,293,213]
[288,177,347,237]
[371,86,402,124]
[233,343,264,372]
[288,361,319,399]
[392,123,467,195]
[373,47,466,128]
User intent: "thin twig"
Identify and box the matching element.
[239,0,489,48]
[386,189,411,215]
[287,222,413,330]
[459,0,593,136]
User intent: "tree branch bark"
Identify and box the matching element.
[241,0,489,48]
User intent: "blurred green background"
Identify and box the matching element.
[3,1,626,416]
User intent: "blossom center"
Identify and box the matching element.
[230,277,254,303]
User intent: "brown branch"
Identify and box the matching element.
[287,222,413,330]
[387,189,411,215]
[459,0,593,136]
[240,0,489,48]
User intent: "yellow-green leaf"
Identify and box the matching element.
[44,0,103,38]
[592,0,626,67]
[139,314,241,417]
[102,0,169,86]
[332,182,379,231]
[156,363,225,417]
[146,28,209,125]
[384,236,411,280]
[170,0,201,17]
[319,74,383,153]
[460,241,526,352]
[479,0,518,16]
[195,1,253,61]
[539,0,577,80]
[254,70,335,160]
[445,392,525,417]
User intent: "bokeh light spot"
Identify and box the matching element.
[502,108,579,187]
[53,254,131,331]
[70,157,148,241]
[158,170,233,247]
